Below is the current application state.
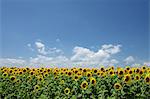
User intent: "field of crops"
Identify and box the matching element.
[0,66,150,99]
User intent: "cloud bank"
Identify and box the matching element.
[0,40,147,68]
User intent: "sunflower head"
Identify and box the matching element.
[118,69,124,76]
[44,73,48,77]
[142,66,146,70]
[128,70,133,75]
[37,76,44,81]
[139,70,144,75]
[81,80,88,90]
[144,75,150,84]
[100,67,105,72]
[73,75,80,81]
[64,88,70,95]
[93,69,98,74]
[2,72,8,77]
[10,76,16,82]
[67,71,73,76]
[90,77,96,85]
[124,74,131,84]
[86,72,92,77]
[114,83,122,91]
[135,75,140,81]
[109,70,114,76]
[9,69,13,74]
[111,66,114,70]
[126,66,130,71]
[34,85,40,91]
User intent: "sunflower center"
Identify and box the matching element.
[31,72,33,75]
[94,70,97,73]
[139,71,143,75]
[129,71,132,74]
[136,76,139,80]
[66,90,69,93]
[87,74,90,77]
[10,70,12,73]
[92,80,95,84]
[68,72,71,75]
[110,71,113,75]
[11,77,15,81]
[146,77,149,82]
[115,85,120,89]
[125,76,130,82]
[101,68,104,71]
[75,76,78,79]
[83,83,87,88]
[119,71,123,75]
[75,71,78,74]
[136,69,139,73]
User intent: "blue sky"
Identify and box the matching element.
[0,0,149,67]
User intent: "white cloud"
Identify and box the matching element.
[0,58,26,67]
[124,56,135,65]
[70,44,121,66]
[4,41,147,68]
[35,41,47,55]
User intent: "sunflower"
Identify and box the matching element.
[93,69,98,74]
[34,85,40,91]
[144,75,150,84]
[23,68,27,73]
[100,67,105,72]
[81,80,88,90]
[100,72,106,77]
[97,72,101,76]
[90,77,96,85]
[37,76,44,81]
[8,69,13,74]
[126,66,130,71]
[74,69,78,74]
[139,70,144,75]
[114,83,122,91]
[111,66,114,70]
[16,79,21,83]
[19,71,23,75]
[118,69,124,77]
[10,76,16,82]
[73,75,80,81]
[109,70,114,76]
[128,70,133,75]
[2,72,8,77]
[134,75,140,81]
[54,76,58,80]
[86,72,92,77]
[30,71,35,75]
[64,88,70,95]
[77,71,82,76]
[44,73,48,77]
[142,66,146,70]
[67,70,73,76]
[27,76,32,80]
[135,68,140,74]
[123,74,131,84]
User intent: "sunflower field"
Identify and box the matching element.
[0,66,150,99]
